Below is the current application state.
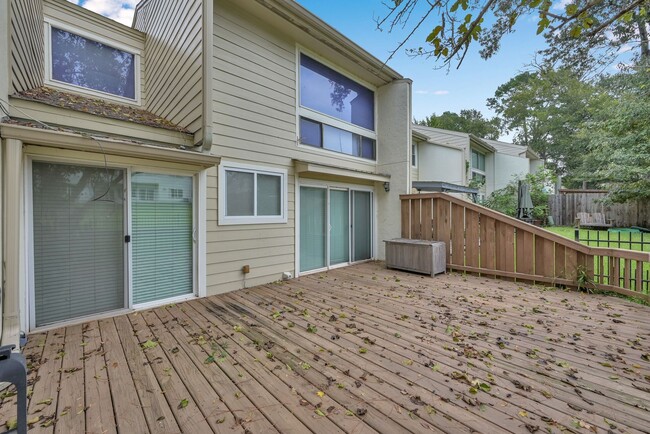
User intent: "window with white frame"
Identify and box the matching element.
[298,53,376,160]
[470,149,486,182]
[219,163,287,225]
[45,20,139,102]
[412,142,418,167]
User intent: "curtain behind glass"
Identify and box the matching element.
[353,191,372,261]
[300,187,327,272]
[329,190,349,265]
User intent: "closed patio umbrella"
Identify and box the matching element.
[517,181,534,219]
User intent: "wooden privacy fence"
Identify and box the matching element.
[400,193,650,301]
[549,189,650,227]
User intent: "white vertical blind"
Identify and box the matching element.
[131,173,193,304]
[32,162,125,327]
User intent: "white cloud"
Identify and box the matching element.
[69,0,136,26]
[551,0,572,12]
[414,90,449,95]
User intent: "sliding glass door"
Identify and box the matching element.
[299,184,372,273]
[32,163,197,327]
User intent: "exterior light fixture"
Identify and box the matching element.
[383,182,390,192]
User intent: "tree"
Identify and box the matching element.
[575,65,650,202]
[486,68,595,181]
[377,0,650,71]
[415,109,501,139]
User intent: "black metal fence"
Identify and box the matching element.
[574,228,650,294]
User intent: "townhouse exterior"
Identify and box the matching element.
[411,125,543,199]
[0,0,413,344]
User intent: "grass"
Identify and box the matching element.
[545,226,649,296]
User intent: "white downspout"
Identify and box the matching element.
[0,0,12,344]
[200,0,213,153]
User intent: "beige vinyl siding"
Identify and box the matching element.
[10,0,44,93]
[133,0,203,133]
[42,0,146,106]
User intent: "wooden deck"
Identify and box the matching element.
[2,262,650,433]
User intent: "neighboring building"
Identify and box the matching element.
[0,0,412,341]
[411,125,542,199]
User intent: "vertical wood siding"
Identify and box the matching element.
[10,0,44,93]
[134,0,203,133]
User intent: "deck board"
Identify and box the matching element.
[2,262,649,433]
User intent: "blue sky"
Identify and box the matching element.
[70,0,551,131]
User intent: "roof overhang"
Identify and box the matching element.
[295,160,390,183]
[411,130,429,142]
[469,135,496,153]
[0,123,219,167]
[412,181,479,195]
[250,0,403,84]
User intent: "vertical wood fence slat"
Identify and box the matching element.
[421,198,432,240]
[411,199,421,239]
[496,221,508,273]
[554,244,566,279]
[465,210,479,268]
[451,204,465,267]
[437,200,451,264]
[635,261,643,292]
[504,226,515,275]
[609,256,621,286]
[480,216,496,273]
[401,199,410,238]
[516,231,534,275]
[623,259,631,289]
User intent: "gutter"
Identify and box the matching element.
[200,0,213,153]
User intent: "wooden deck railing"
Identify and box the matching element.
[400,193,650,301]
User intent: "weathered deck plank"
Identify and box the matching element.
[99,318,149,434]
[4,262,649,434]
[82,321,117,434]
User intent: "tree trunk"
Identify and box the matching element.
[637,12,650,60]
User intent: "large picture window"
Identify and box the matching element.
[299,53,376,160]
[46,22,139,102]
[218,163,287,225]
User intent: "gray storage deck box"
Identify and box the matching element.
[384,239,446,276]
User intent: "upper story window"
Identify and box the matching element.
[471,150,485,172]
[412,142,418,167]
[298,53,376,161]
[45,21,140,103]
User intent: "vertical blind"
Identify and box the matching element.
[132,173,193,304]
[353,191,372,262]
[32,162,125,327]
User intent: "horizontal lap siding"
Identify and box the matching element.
[10,0,44,93]
[134,0,202,132]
